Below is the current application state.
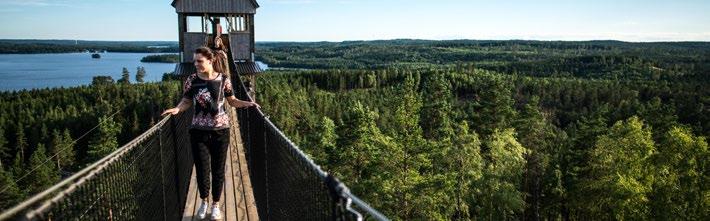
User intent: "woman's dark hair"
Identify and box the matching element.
[195,47,215,61]
[195,46,230,78]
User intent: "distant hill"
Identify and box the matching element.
[254,39,710,81]
[0,39,179,54]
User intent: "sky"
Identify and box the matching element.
[0,0,709,42]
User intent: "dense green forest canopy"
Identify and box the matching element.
[0,80,180,210]
[256,39,710,81]
[255,67,709,220]
[249,39,709,220]
[140,54,180,63]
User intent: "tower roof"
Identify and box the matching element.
[171,0,259,14]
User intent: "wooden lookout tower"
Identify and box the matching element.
[172,0,263,100]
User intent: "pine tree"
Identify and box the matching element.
[640,97,678,139]
[466,73,517,136]
[308,116,337,166]
[27,144,59,194]
[0,166,24,211]
[335,101,395,212]
[131,110,141,135]
[420,71,454,140]
[39,123,49,145]
[479,128,528,220]
[385,74,439,219]
[563,107,608,217]
[15,124,27,161]
[0,126,8,168]
[118,67,131,84]
[51,129,75,172]
[650,126,709,220]
[448,121,484,220]
[86,116,122,164]
[585,116,655,220]
[136,66,146,83]
[515,96,555,220]
[10,152,23,180]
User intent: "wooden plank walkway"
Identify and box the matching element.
[182,109,259,221]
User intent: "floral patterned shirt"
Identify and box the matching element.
[183,73,234,130]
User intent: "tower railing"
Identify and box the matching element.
[230,60,388,221]
[0,110,195,221]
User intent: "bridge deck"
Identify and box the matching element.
[182,108,259,221]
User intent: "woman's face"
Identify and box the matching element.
[194,53,213,73]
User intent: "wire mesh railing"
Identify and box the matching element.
[0,110,195,221]
[232,66,389,221]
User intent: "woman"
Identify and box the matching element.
[206,17,230,78]
[162,47,259,220]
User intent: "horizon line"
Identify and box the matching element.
[2,38,710,44]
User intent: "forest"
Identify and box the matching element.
[141,54,180,63]
[252,40,709,220]
[0,39,708,220]
[255,68,708,220]
[0,79,181,210]
[0,40,179,54]
[256,39,710,81]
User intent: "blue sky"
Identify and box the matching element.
[0,0,709,42]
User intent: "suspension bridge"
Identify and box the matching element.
[0,62,387,221]
[0,1,388,220]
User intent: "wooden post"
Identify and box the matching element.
[249,75,256,102]
[177,14,186,63]
[250,14,256,62]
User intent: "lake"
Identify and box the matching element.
[0,53,177,91]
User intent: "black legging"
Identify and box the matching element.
[189,128,230,202]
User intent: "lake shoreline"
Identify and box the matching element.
[0,52,177,91]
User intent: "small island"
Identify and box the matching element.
[140,54,179,63]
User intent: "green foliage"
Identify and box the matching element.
[27,144,59,194]
[140,54,179,63]
[92,76,115,86]
[86,116,122,164]
[136,66,147,83]
[585,116,656,219]
[384,74,441,219]
[257,40,710,81]
[514,96,557,220]
[420,71,454,140]
[0,40,178,54]
[333,101,395,209]
[15,124,28,161]
[479,128,528,220]
[0,127,8,167]
[447,121,483,220]
[50,129,75,172]
[305,116,337,167]
[651,126,709,220]
[0,166,24,211]
[0,81,180,205]
[256,65,709,220]
[118,67,131,85]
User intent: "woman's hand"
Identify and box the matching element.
[226,96,260,109]
[161,108,180,116]
[246,101,261,109]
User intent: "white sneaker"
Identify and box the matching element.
[211,203,223,220]
[197,200,209,220]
